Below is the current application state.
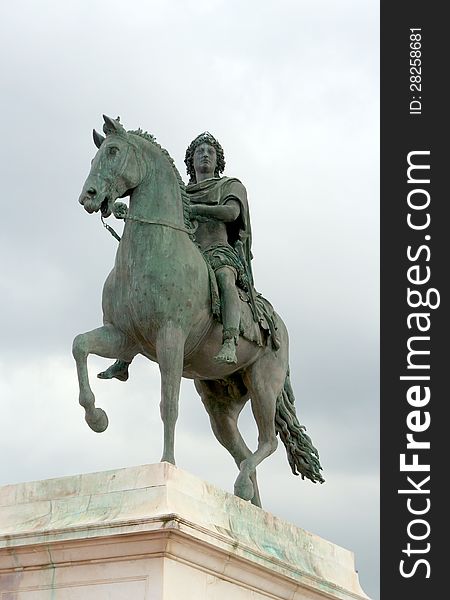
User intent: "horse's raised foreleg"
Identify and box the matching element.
[156,324,186,465]
[72,325,132,432]
[195,379,262,507]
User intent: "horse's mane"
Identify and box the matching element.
[127,129,192,232]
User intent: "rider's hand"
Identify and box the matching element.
[189,204,202,217]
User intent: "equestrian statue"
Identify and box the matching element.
[73,115,324,507]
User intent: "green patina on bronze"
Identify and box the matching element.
[73,115,324,507]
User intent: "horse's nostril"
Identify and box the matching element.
[87,187,97,197]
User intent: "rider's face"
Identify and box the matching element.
[193,143,217,179]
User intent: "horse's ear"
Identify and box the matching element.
[102,114,125,136]
[93,129,105,148]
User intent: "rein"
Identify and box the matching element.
[101,216,122,242]
[101,213,194,243]
[125,214,193,234]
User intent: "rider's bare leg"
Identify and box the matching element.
[97,359,131,381]
[214,266,240,364]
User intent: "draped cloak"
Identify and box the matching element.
[186,176,280,347]
[186,176,254,287]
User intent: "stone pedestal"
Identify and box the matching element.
[0,463,369,599]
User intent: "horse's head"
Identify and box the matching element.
[79,115,142,218]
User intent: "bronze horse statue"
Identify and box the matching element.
[73,115,323,507]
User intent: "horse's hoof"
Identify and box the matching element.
[160,455,176,466]
[234,472,254,501]
[85,407,109,433]
[97,360,129,382]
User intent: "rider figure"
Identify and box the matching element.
[98,132,254,380]
[185,131,254,364]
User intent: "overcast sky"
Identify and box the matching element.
[1,1,379,598]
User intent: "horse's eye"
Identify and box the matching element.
[109,146,119,156]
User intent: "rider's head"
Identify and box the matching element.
[185,132,225,184]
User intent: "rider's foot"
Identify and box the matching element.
[97,360,130,381]
[214,339,237,364]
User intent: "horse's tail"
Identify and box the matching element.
[275,369,325,484]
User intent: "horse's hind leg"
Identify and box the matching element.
[195,379,262,507]
[235,353,287,501]
[72,325,132,432]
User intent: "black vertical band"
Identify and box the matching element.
[381,3,446,598]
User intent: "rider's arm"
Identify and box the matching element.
[190,198,240,222]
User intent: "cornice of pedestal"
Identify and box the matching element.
[0,463,370,600]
